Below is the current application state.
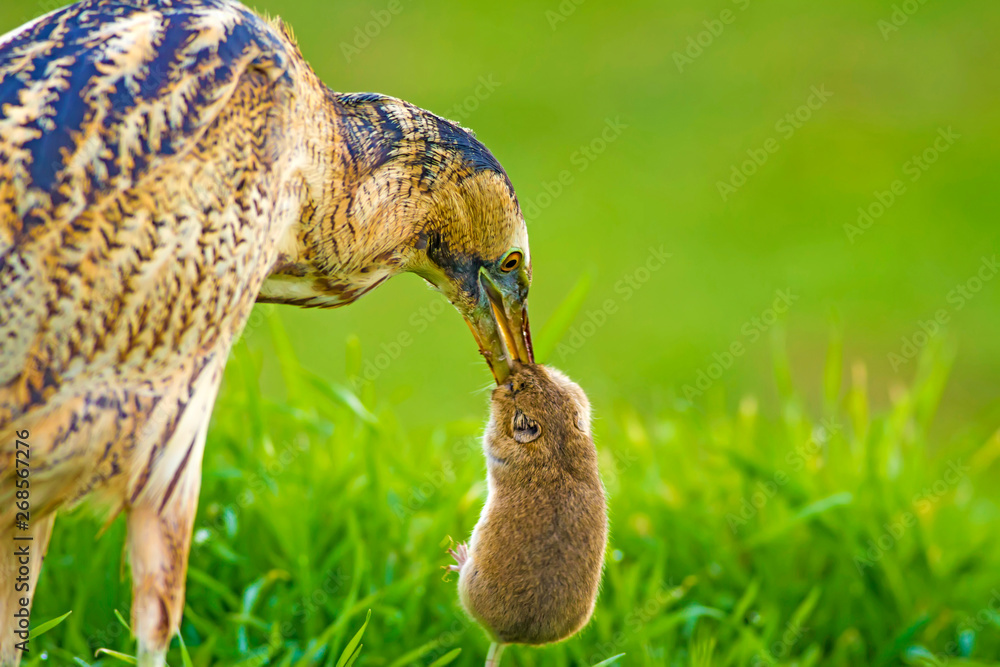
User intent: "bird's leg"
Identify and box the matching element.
[446,542,469,571]
[485,642,505,667]
[127,354,221,667]
[0,513,55,667]
[127,470,202,667]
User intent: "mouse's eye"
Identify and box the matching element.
[512,409,541,444]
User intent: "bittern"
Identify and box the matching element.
[0,0,534,664]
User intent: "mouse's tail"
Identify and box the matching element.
[485,642,505,667]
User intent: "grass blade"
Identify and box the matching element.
[113,609,131,634]
[746,492,854,547]
[533,271,593,362]
[876,614,931,666]
[427,648,463,667]
[177,631,194,667]
[186,568,242,607]
[94,649,138,664]
[305,372,378,425]
[345,334,363,384]
[387,639,442,667]
[823,311,843,414]
[343,644,363,667]
[334,609,371,667]
[233,341,266,448]
[268,314,304,402]
[789,586,823,630]
[29,610,72,639]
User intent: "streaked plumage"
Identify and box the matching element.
[0,1,533,664]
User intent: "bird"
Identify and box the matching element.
[0,1,534,665]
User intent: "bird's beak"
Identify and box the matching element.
[466,269,534,383]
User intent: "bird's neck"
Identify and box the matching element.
[261,86,441,307]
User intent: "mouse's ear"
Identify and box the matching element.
[512,409,542,444]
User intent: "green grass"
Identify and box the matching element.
[23,315,1000,666]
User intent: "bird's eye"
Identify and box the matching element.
[500,251,522,273]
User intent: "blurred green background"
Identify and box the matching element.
[3,0,1000,665]
[224,0,998,429]
[4,0,996,428]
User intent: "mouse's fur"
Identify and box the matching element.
[455,363,608,645]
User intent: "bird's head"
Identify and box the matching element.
[263,93,534,382]
[408,167,534,383]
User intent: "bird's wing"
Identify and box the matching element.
[0,0,302,407]
[0,0,296,247]
[0,0,306,506]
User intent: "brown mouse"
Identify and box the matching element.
[448,363,608,665]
